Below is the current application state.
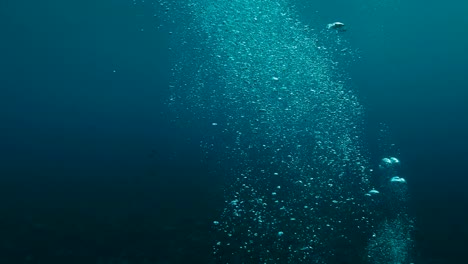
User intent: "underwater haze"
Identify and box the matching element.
[1,0,467,263]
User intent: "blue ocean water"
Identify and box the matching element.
[0,0,467,263]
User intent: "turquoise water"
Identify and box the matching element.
[0,0,467,263]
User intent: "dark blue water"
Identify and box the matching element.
[1,0,467,263]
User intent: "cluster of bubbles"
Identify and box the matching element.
[366,217,414,264]
[365,157,414,264]
[157,0,413,263]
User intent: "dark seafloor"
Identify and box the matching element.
[0,0,467,263]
